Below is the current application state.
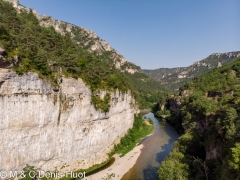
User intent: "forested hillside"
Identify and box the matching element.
[144,52,240,90]
[0,0,165,110]
[159,58,240,179]
[143,67,185,81]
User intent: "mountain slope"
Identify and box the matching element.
[159,58,240,179]
[143,67,185,81]
[0,0,166,110]
[15,1,141,74]
[144,51,240,90]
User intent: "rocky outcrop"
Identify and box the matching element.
[3,0,17,7]
[159,103,165,111]
[217,62,222,67]
[167,98,181,115]
[205,141,222,160]
[0,68,135,173]
[180,90,192,96]
[0,46,19,69]
[4,0,140,74]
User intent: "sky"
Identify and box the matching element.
[19,0,240,69]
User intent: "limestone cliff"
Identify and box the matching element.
[0,68,135,173]
[0,1,138,173]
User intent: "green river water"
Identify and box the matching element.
[121,112,179,180]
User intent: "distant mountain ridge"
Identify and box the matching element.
[143,67,185,81]
[143,51,240,90]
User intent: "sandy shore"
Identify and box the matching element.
[85,144,144,180]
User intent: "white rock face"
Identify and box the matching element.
[217,62,222,67]
[0,68,135,173]
[177,70,188,79]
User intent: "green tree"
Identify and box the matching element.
[228,143,240,170]
[158,151,189,180]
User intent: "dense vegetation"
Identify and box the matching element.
[159,59,240,180]
[110,114,154,156]
[155,109,171,117]
[124,71,168,109]
[0,0,165,111]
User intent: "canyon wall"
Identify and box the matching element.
[0,68,135,173]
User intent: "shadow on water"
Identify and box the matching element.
[143,165,159,180]
[122,113,179,180]
[142,133,179,179]
[155,136,177,164]
[142,131,178,180]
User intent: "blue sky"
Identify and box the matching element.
[19,0,240,69]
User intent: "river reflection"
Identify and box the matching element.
[121,112,179,180]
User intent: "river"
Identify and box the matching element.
[121,112,179,180]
